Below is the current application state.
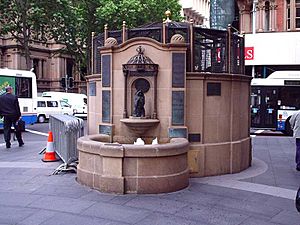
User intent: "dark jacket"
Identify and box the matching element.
[0,93,21,117]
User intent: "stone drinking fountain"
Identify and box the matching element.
[77,19,252,194]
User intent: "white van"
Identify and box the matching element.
[41,92,87,118]
[37,97,73,123]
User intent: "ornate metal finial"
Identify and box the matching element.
[165,10,171,22]
[136,46,145,54]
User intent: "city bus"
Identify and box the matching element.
[0,68,38,129]
[251,71,300,135]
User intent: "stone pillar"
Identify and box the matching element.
[123,72,128,118]
[270,2,277,31]
[122,21,127,43]
[153,74,157,119]
[162,20,166,44]
[257,3,264,32]
[104,24,108,41]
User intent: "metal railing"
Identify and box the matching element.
[49,114,84,174]
[93,22,246,75]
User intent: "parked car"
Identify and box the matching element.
[37,97,73,123]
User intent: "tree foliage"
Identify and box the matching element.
[94,0,182,30]
[0,0,50,69]
[0,0,182,74]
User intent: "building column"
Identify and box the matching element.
[123,73,128,118]
[270,3,277,31]
[257,3,264,32]
[290,0,295,30]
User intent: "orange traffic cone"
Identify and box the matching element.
[42,131,59,162]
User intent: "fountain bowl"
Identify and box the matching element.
[120,118,160,136]
[77,134,189,194]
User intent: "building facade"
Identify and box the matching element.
[179,0,210,27]
[237,0,300,77]
[0,35,85,94]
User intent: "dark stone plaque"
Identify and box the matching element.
[207,82,221,96]
[169,128,188,138]
[102,55,111,87]
[102,90,111,123]
[172,53,185,88]
[89,82,96,96]
[188,133,201,142]
[172,91,184,125]
[99,125,112,135]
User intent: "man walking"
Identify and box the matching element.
[0,86,24,148]
[289,110,300,171]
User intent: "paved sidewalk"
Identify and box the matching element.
[0,132,299,225]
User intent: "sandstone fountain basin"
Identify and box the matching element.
[77,134,190,194]
[120,118,160,136]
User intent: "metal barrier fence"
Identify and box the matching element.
[49,115,84,173]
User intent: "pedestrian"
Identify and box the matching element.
[0,86,24,148]
[289,110,300,171]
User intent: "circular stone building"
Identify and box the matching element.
[78,20,252,194]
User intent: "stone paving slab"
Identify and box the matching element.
[0,132,299,224]
[81,202,152,224]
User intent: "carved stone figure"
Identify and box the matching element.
[133,90,145,117]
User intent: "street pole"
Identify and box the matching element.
[252,0,258,78]
[65,74,68,93]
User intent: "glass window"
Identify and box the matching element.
[280,87,300,109]
[47,101,58,107]
[33,59,39,78]
[297,7,300,16]
[287,0,300,29]
[37,101,46,107]
[60,100,70,107]
[296,7,300,28]
[15,77,32,98]
[265,1,270,31]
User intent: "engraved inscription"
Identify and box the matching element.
[207,82,221,96]
[172,53,185,88]
[102,55,111,87]
[169,128,188,138]
[188,133,201,142]
[172,91,184,125]
[102,90,111,123]
[99,125,112,135]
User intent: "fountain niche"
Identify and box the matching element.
[79,19,252,194]
[78,43,191,194]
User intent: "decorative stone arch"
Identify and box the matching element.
[122,46,159,119]
[129,77,153,118]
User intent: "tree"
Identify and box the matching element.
[95,0,182,30]
[0,0,50,70]
[1,0,182,74]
